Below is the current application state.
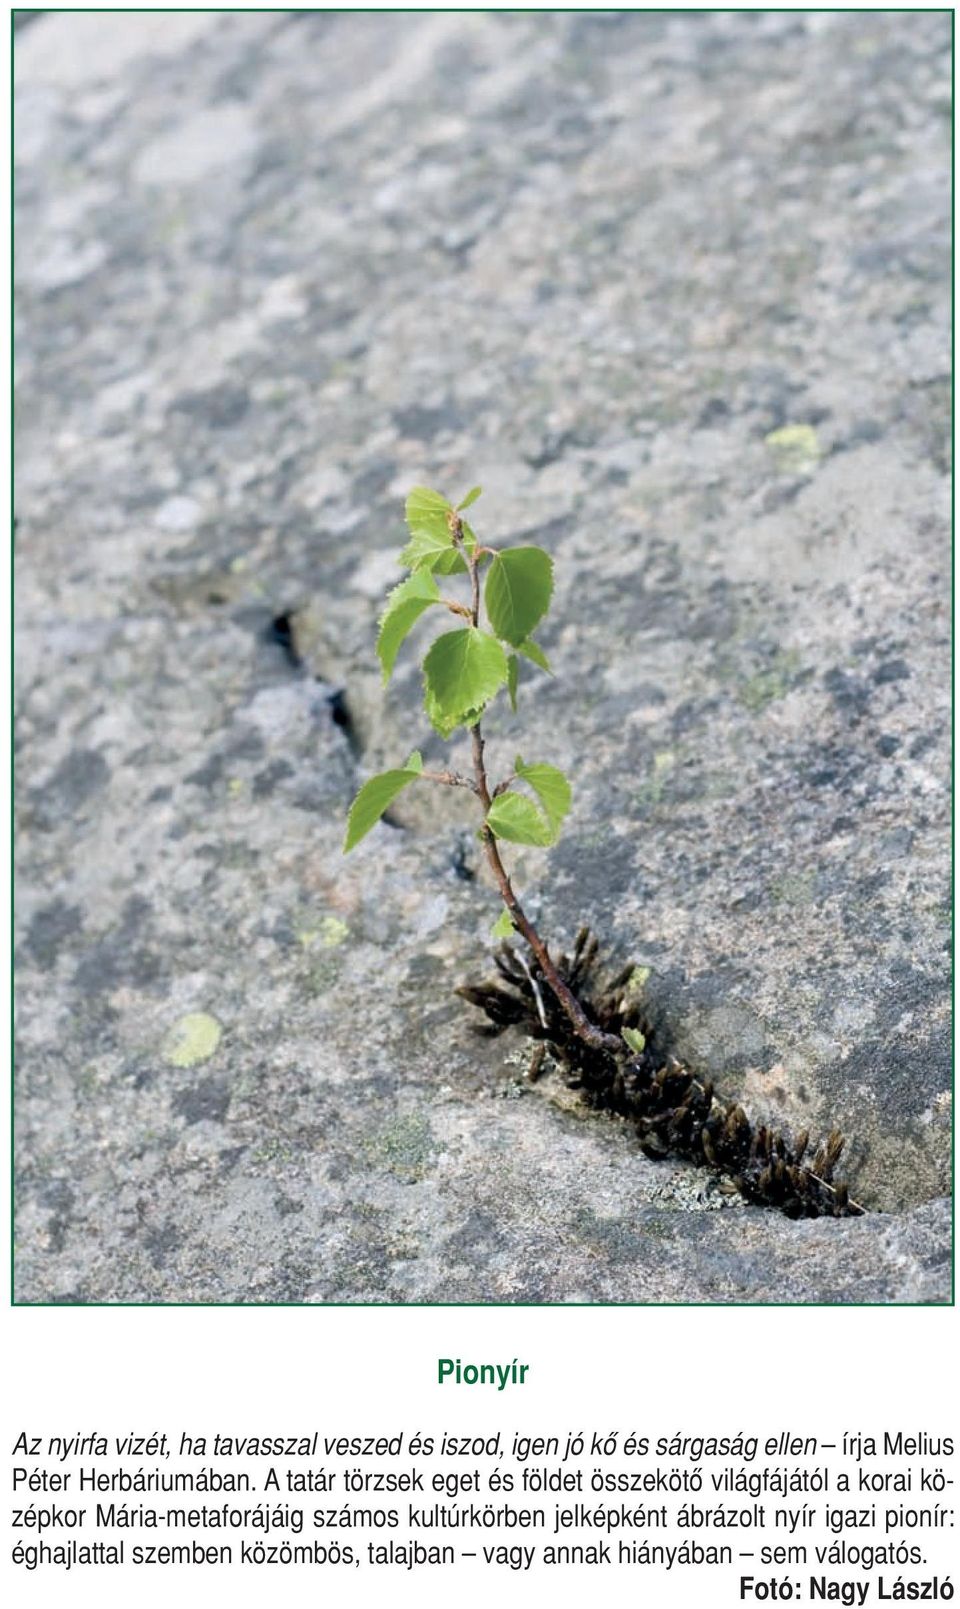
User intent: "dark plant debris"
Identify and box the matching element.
[457,928,865,1220]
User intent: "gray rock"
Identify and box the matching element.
[14,11,950,1303]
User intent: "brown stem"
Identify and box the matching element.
[461,537,621,1056]
[421,769,477,793]
[468,540,481,625]
[479,807,620,1052]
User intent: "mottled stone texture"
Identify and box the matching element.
[14,11,950,1303]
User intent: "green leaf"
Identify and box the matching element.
[423,687,462,738]
[429,549,468,575]
[376,570,440,683]
[517,637,552,674]
[422,627,507,732]
[400,486,456,569]
[486,792,555,847]
[457,486,482,511]
[484,547,553,646]
[485,759,571,847]
[513,758,571,837]
[491,909,516,940]
[506,639,551,707]
[423,518,480,576]
[405,485,453,540]
[621,1026,646,1055]
[400,527,454,570]
[506,653,519,712]
[343,753,423,852]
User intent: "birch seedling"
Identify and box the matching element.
[343,485,621,1054]
[342,486,862,1219]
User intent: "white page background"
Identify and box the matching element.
[2,1304,957,1608]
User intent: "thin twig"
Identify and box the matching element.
[806,1174,865,1213]
[513,947,548,1029]
[421,769,477,792]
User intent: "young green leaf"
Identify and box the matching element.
[405,485,453,540]
[419,519,484,576]
[457,486,482,511]
[491,908,516,940]
[621,1026,646,1055]
[400,486,456,569]
[376,569,440,683]
[429,521,475,575]
[423,687,463,738]
[514,758,571,836]
[423,627,508,731]
[343,753,423,852]
[430,549,468,576]
[486,792,555,846]
[506,653,519,712]
[484,547,553,646]
[506,642,550,710]
[517,637,552,674]
[400,526,455,571]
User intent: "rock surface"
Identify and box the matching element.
[14,11,951,1303]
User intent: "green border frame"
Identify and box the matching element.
[9,4,956,1308]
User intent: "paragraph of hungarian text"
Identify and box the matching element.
[8,1426,956,1600]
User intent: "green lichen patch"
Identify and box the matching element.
[770,871,816,906]
[364,1113,437,1182]
[635,749,677,808]
[296,914,350,950]
[162,1012,223,1068]
[738,650,803,712]
[301,955,343,996]
[764,423,822,474]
